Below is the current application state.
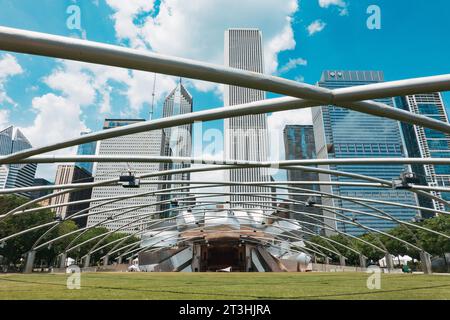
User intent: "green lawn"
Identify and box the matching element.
[0,272,449,300]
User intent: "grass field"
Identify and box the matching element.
[0,272,449,300]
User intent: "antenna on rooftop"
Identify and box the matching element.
[150,73,157,121]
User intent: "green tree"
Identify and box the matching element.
[34,220,79,267]
[418,214,450,257]
[0,195,57,267]
[68,227,140,265]
[0,195,142,268]
[307,215,450,266]
[353,233,385,262]
[328,234,360,265]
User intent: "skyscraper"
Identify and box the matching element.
[395,93,450,215]
[158,82,193,217]
[51,165,93,227]
[0,126,37,198]
[75,131,97,175]
[224,28,270,209]
[29,178,54,207]
[30,178,53,200]
[87,119,162,233]
[312,71,419,235]
[284,125,323,236]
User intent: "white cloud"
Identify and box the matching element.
[44,60,128,109]
[105,0,155,49]
[125,70,177,114]
[318,0,349,16]
[318,0,345,7]
[307,19,326,36]
[107,0,300,80]
[42,59,176,116]
[99,85,112,114]
[44,65,96,106]
[0,54,23,106]
[23,93,86,146]
[294,75,305,83]
[277,57,307,75]
[20,93,88,180]
[0,110,9,129]
[0,54,22,79]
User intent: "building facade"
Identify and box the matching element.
[30,178,53,200]
[87,119,162,234]
[224,28,270,209]
[158,82,193,217]
[75,131,97,175]
[50,165,93,227]
[283,125,323,236]
[0,126,37,198]
[312,70,419,235]
[395,93,450,215]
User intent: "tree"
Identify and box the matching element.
[353,233,385,262]
[328,234,360,265]
[35,220,79,267]
[418,214,450,257]
[379,225,420,259]
[0,195,140,268]
[68,227,140,265]
[306,214,450,266]
[0,195,60,267]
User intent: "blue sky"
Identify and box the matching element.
[0,0,449,181]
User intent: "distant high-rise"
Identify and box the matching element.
[395,93,450,215]
[30,178,53,200]
[0,126,37,198]
[283,125,323,236]
[51,165,93,227]
[158,82,193,217]
[224,28,270,209]
[312,71,419,235]
[87,119,162,233]
[75,131,97,175]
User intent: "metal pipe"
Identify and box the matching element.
[6,156,450,166]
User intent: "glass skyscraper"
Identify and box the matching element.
[158,82,193,217]
[395,93,450,215]
[30,178,53,200]
[75,131,97,175]
[0,126,37,198]
[283,125,323,236]
[312,70,419,236]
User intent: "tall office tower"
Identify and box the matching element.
[0,126,37,198]
[75,131,97,175]
[87,119,162,234]
[312,71,419,236]
[30,178,53,199]
[30,178,54,207]
[158,82,193,217]
[269,176,278,208]
[395,93,450,215]
[283,125,323,236]
[224,28,270,209]
[50,165,93,227]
